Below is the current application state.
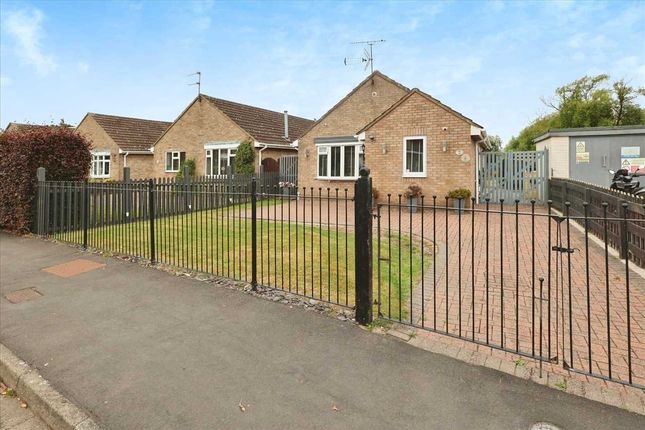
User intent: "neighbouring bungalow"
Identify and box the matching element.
[151,94,314,177]
[295,71,488,200]
[76,113,171,180]
[4,122,73,133]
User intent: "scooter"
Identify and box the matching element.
[609,168,645,197]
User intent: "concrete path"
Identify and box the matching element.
[1,233,643,430]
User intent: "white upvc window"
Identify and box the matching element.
[165,151,186,172]
[403,136,427,177]
[316,143,363,180]
[91,151,111,178]
[205,144,238,176]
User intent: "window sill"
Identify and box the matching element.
[316,176,358,181]
[403,173,427,178]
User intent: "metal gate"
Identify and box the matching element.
[374,196,643,388]
[478,150,548,203]
[279,155,298,185]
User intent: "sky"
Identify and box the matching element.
[1,0,644,143]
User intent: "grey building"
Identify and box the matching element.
[534,125,645,187]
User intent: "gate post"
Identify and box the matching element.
[354,167,373,325]
[251,177,258,291]
[148,179,156,264]
[36,167,46,235]
[123,167,131,220]
[83,180,89,249]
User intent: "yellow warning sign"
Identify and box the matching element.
[576,141,586,153]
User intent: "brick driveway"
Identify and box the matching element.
[253,197,645,386]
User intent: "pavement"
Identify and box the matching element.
[0,383,50,430]
[1,233,643,430]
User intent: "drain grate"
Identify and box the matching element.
[4,288,43,304]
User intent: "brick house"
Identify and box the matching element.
[75,113,171,180]
[151,95,313,177]
[296,71,488,200]
[4,122,73,133]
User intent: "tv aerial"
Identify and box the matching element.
[188,71,201,95]
[344,39,385,74]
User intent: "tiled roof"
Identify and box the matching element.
[89,113,171,152]
[202,95,314,145]
[4,122,73,133]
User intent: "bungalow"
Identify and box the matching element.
[151,95,314,177]
[296,71,487,200]
[4,122,73,133]
[75,113,171,180]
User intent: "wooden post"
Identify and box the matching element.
[354,167,373,325]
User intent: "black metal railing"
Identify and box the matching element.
[34,167,644,388]
[376,195,644,388]
[36,172,360,308]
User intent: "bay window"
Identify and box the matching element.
[165,151,186,172]
[91,151,111,178]
[205,145,237,176]
[403,136,427,177]
[316,143,362,179]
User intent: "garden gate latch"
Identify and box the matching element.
[551,245,576,254]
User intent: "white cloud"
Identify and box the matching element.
[77,61,90,74]
[2,8,57,75]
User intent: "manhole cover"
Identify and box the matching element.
[4,288,43,304]
[531,423,562,430]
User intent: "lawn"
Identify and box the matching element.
[57,203,429,318]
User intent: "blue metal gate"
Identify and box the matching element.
[478,150,548,203]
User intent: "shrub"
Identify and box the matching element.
[446,188,472,200]
[177,159,196,179]
[403,184,422,199]
[0,127,91,232]
[233,140,255,174]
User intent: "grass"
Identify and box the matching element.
[55,202,429,318]
[554,379,567,391]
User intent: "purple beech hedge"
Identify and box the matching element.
[0,127,92,232]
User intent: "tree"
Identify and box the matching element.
[506,114,559,152]
[508,74,644,151]
[484,135,503,151]
[233,140,255,174]
[612,79,645,126]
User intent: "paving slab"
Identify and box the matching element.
[1,385,50,430]
[1,233,643,430]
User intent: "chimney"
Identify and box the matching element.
[283,110,289,139]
